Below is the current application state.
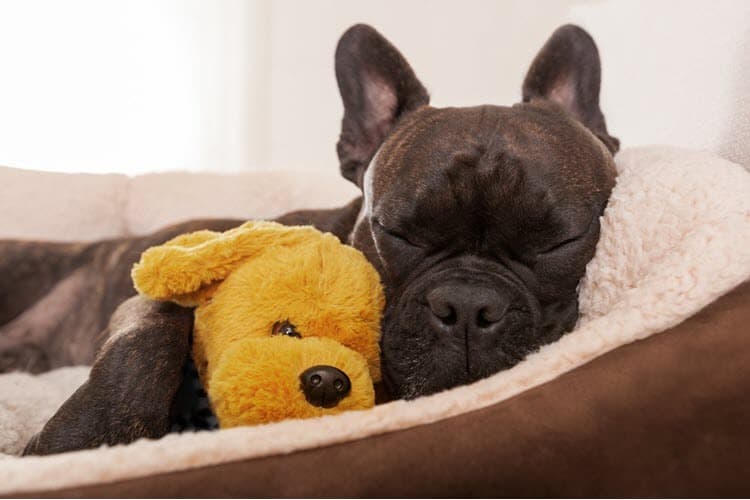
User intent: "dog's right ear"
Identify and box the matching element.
[335,24,429,188]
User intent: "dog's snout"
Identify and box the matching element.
[299,365,351,408]
[426,284,508,336]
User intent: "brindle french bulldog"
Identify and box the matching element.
[3,23,618,454]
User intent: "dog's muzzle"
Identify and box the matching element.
[380,259,541,399]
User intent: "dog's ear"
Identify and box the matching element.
[522,24,619,154]
[335,24,429,187]
[132,222,322,306]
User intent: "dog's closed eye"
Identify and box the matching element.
[372,219,423,248]
[538,214,598,255]
[537,236,581,255]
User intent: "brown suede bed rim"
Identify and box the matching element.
[14,281,750,498]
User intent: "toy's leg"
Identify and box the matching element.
[22,295,193,456]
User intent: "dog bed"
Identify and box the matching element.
[1,145,748,496]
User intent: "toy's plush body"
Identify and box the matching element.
[132,221,384,428]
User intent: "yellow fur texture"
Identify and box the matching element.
[132,221,384,427]
[212,336,375,427]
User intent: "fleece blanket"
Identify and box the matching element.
[0,367,89,456]
[0,145,748,494]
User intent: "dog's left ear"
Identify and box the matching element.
[335,24,430,188]
[522,24,619,154]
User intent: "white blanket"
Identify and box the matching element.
[1,145,748,494]
[0,367,89,456]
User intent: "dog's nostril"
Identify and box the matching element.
[477,309,491,328]
[437,308,457,326]
[477,307,504,328]
[427,290,458,326]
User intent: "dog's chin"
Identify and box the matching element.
[379,280,544,401]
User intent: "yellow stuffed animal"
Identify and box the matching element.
[131,221,384,428]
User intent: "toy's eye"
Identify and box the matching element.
[272,320,301,338]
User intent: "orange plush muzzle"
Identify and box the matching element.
[210,336,375,427]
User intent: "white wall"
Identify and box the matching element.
[268,0,750,169]
[267,0,581,171]
[0,0,270,174]
[569,0,750,167]
[0,0,748,175]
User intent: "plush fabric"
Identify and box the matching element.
[0,166,358,241]
[0,166,129,241]
[211,337,376,427]
[0,367,89,457]
[132,221,384,427]
[0,145,748,496]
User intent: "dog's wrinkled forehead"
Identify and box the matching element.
[364,103,615,227]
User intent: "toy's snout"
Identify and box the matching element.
[208,336,375,428]
[299,365,351,408]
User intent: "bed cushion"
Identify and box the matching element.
[0,166,128,241]
[0,145,748,497]
[124,170,358,236]
[0,367,89,456]
[0,166,358,241]
[18,281,750,497]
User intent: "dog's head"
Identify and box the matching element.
[336,24,618,399]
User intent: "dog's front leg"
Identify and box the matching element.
[22,295,192,456]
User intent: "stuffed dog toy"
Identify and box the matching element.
[131,221,384,428]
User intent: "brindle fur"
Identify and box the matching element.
[22,296,193,455]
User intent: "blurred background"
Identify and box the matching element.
[0,0,748,175]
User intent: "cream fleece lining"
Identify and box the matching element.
[1,146,748,495]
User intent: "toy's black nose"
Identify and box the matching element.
[299,365,351,408]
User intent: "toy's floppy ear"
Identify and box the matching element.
[132,221,322,306]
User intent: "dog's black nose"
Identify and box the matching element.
[427,284,507,336]
[299,365,351,408]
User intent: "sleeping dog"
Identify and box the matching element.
[2,23,618,453]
